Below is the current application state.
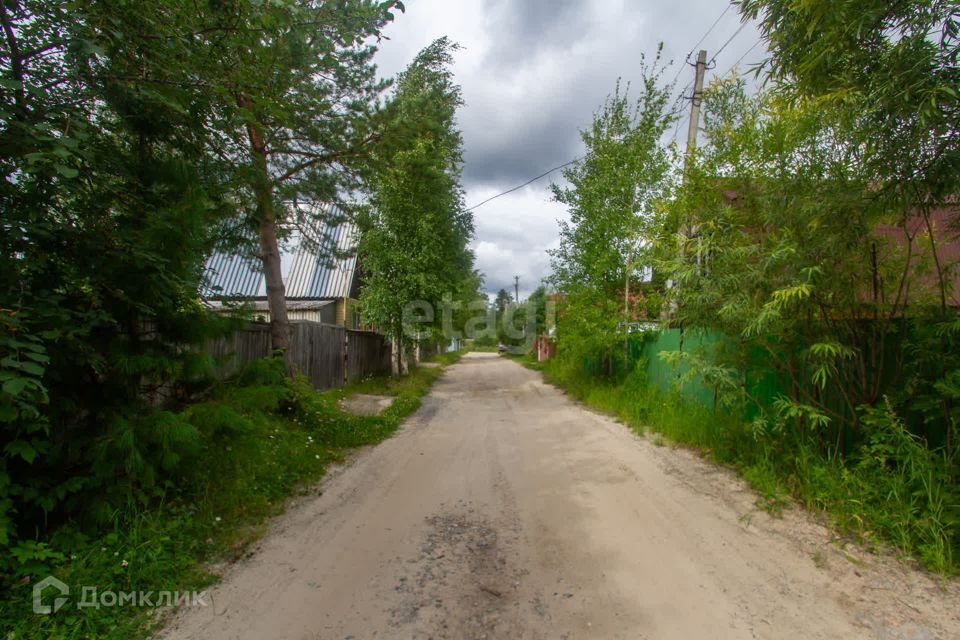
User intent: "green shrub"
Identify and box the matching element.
[0,355,458,640]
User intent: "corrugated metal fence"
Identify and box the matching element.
[604,327,927,451]
[206,321,392,390]
[583,329,791,417]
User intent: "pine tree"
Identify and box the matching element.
[189,0,402,368]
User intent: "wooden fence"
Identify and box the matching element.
[206,321,392,390]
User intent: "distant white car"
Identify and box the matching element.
[497,343,507,353]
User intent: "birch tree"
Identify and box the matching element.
[549,55,674,368]
[359,38,473,373]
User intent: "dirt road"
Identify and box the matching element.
[164,353,960,640]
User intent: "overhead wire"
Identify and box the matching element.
[707,21,749,67]
[667,2,734,87]
[718,37,764,78]
[669,79,694,115]
[464,159,581,212]
[670,102,690,145]
[690,3,734,58]
[464,3,751,212]
[464,80,697,212]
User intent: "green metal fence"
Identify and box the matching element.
[619,326,929,452]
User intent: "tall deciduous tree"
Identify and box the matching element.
[359,38,473,373]
[658,75,960,444]
[549,54,674,368]
[494,289,513,315]
[739,0,960,310]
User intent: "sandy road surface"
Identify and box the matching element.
[164,353,960,640]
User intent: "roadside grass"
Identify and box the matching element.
[0,354,459,640]
[528,356,959,575]
[420,350,465,367]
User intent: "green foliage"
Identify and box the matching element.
[853,401,958,572]
[0,0,245,559]
[494,289,513,315]
[642,9,960,571]
[140,0,402,359]
[0,0,445,613]
[494,286,553,352]
[739,0,960,201]
[0,354,456,639]
[359,38,475,364]
[525,286,551,337]
[549,49,675,371]
[658,76,958,444]
[543,0,960,580]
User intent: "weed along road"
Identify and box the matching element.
[164,354,959,640]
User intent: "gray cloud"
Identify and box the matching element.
[479,0,593,66]
[461,108,582,186]
[375,0,767,296]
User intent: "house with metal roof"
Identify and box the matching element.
[202,212,363,329]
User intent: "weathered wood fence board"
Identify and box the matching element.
[346,330,393,384]
[206,321,391,390]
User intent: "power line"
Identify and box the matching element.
[719,38,763,78]
[466,76,697,212]
[465,159,581,212]
[465,4,749,213]
[466,79,699,212]
[689,3,734,60]
[667,2,733,87]
[669,79,694,115]
[670,100,690,145]
[707,21,749,67]
[467,52,697,212]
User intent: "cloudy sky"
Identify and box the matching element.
[374,0,766,300]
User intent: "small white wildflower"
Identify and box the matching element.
[121,559,129,568]
[215,516,222,523]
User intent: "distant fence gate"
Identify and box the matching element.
[206,321,392,390]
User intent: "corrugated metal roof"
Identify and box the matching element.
[205,300,335,312]
[286,215,358,300]
[202,250,264,299]
[201,204,358,301]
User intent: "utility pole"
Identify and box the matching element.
[667,49,708,314]
[513,275,520,303]
[685,49,707,167]
[687,50,708,269]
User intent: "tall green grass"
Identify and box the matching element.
[535,356,960,575]
[0,356,457,640]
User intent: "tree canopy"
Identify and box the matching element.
[0,1,472,573]
[358,38,475,371]
[549,54,675,367]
